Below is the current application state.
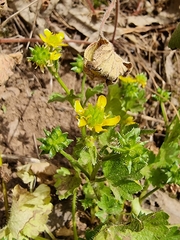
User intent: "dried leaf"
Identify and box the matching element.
[0,52,22,85]
[17,162,58,184]
[84,35,132,83]
[0,163,11,182]
[56,226,73,237]
[0,184,52,239]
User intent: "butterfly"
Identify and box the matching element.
[84,35,132,83]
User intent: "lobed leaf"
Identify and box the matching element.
[94,211,180,240]
[54,167,81,200]
[0,184,52,239]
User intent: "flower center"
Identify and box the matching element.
[84,105,104,128]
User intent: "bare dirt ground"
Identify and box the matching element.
[0,0,180,239]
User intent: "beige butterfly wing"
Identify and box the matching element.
[84,36,132,83]
[0,52,22,85]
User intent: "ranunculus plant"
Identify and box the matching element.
[1,25,180,240]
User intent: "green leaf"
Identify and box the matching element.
[70,54,84,73]
[0,235,28,240]
[152,87,171,103]
[100,127,148,198]
[85,84,104,102]
[168,23,180,50]
[96,192,123,223]
[106,84,122,115]
[78,149,94,175]
[147,111,180,186]
[85,224,104,240]
[103,128,148,177]
[48,89,79,105]
[94,212,180,240]
[54,167,81,200]
[80,182,95,209]
[0,184,52,239]
[38,126,73,158]
[73,137,98,175]
[106,82,146,114]
[94,224,122,240]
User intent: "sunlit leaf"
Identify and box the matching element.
[0,184,52,239]
[54,167,81,200]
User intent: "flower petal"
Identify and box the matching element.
[119,76,136,83]
[44,29,52,37]
[40,29,51,43]
[97,95,107,109]
[102,116,120,126]
[94,125,106,133]
[56,32,65,40]
[39,34,47,43]
[74,100,84,114]
[125,116,135,126]
[78,118,87,127]
[50,51,61,61]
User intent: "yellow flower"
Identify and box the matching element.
[40,29,67,48]
[119,74,147,88]
[74,95,120,133]
[119,76,136,84]
[124,116,135,126]
[50,51,61,61]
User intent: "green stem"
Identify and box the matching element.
[139,186,159,203]
[81,126,86,139]
[90,161,101,181]
[160,102,168,126]
[139,180,149,204]
[0,155,9,219]
[44,224,56,240]
[81,74,86,103]
[72,188,78,240]
[95,176,106,182]
[100,153,118,161]
[59,149,90,179]
[2,180,9,219]
[48,67,70,95]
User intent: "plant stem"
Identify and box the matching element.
[99,0,116,36]
[0,155,9,219]
[85,0,96,15]
[59,149,90,179]
[100,153,118,161]
[48,67,70,95]
[81,126,87,139]
[95,176,106,182]
[139,179,149,204]
[81,73,86,103]
[44,224,56,240]
[90,161,101,181]
[160,102,169,126]
[1,180,9,219]
[139,186,159,203]
[72,188,78,240]
[111,0,119,43]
